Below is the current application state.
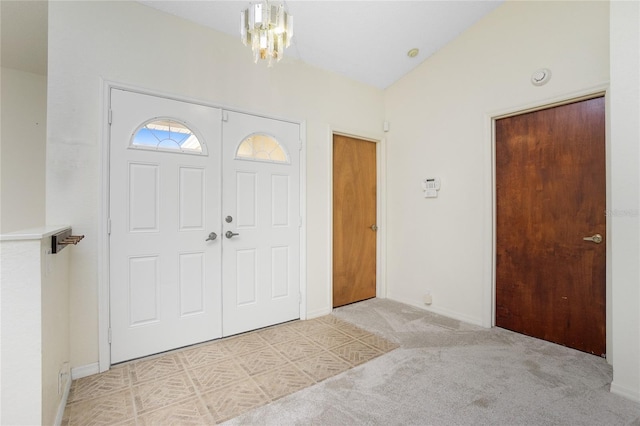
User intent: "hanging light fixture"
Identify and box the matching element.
[240,1,293,66]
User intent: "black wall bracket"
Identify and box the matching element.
[51,228,84,254]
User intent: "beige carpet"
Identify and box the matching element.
[226,298,640,425]
[62,314,398,425]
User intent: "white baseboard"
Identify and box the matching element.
[306,306,333,319]
[54,372,72,426]
[611,381,640,403]
[387,293,485,328]
[71,362,100,380]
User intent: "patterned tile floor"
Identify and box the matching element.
[63,315,398,425]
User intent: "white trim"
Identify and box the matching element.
[387,294,484,327]
[483,109,496,329]
[99,80,308,370]
[102,80,301,126]
[306,307,333,319]
[326,127,335,313]
[0,225,70,241]
[54,373,72,426]
[377,136,388,300]
[485,84,610,344]
[99,79,111,372]
[487,84,608,119]
[299,120,308,320]
[610,382,640,403]
[71,362,100,380]
[328,126,387,312]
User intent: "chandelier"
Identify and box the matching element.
[240,1,293,66]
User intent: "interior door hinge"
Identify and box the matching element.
[299,292,302,304]
[222,111,229,122]
[107,218,112,235]
[108,328,112,344]
[108,109,113,125]
[299,140,303,151]
[299,216,302,228]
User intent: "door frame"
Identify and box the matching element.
[327,128,387,314]
[98,80,308,372]
[484,85,611,360]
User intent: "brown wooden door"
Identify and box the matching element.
[333,135,377,307]
[495,97,606,356]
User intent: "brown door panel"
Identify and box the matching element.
[333,135,377,308]
[495,97,606,356]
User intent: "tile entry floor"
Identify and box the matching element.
[63,314,398,425]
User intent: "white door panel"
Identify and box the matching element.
[109,89,222,363]
[222,111,301,336]
[109,90,301,362]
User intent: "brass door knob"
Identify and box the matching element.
[583,234,603,244]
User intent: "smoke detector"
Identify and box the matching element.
[407,48,419,58]
[531,68,551,86]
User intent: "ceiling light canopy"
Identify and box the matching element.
[240,1,293,67]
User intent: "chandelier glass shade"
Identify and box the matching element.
[240,1,293,66]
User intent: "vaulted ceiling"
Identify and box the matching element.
[140,1,503,89]
[1,1,504,89]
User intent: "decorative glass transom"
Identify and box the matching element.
[131,119,205,154]
[236,133,289,163]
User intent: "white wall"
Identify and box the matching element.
[41,237,71,424]
[0,228,71,425]
[0,67,47,233]
[384,0,609,325]
[609,0,640,402]
[47,1,384,368]
[0,238,42,425]
[384,0,640,403]
[47,0,640,402]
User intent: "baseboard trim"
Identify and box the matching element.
[71,362,100,380]
[387,294,485,327]
[54,373,72,426]
[306,306,332,319]
[611,381,640,403]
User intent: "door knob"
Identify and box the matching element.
[205,232,217,241]
[583,234,603,244]
[370,224,378,231]
[225,231,239,239]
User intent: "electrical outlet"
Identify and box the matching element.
[58,362,70,395]
[423,293,433,305]
[58,369,64,395]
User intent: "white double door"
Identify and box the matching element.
[109,89,300,363]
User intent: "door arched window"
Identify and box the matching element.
[235,133,289,164]
[130,118,206,155]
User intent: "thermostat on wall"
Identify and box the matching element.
[422,177,441,198]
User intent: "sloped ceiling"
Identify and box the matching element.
[138,0,505,89]
[0,1,504,89]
